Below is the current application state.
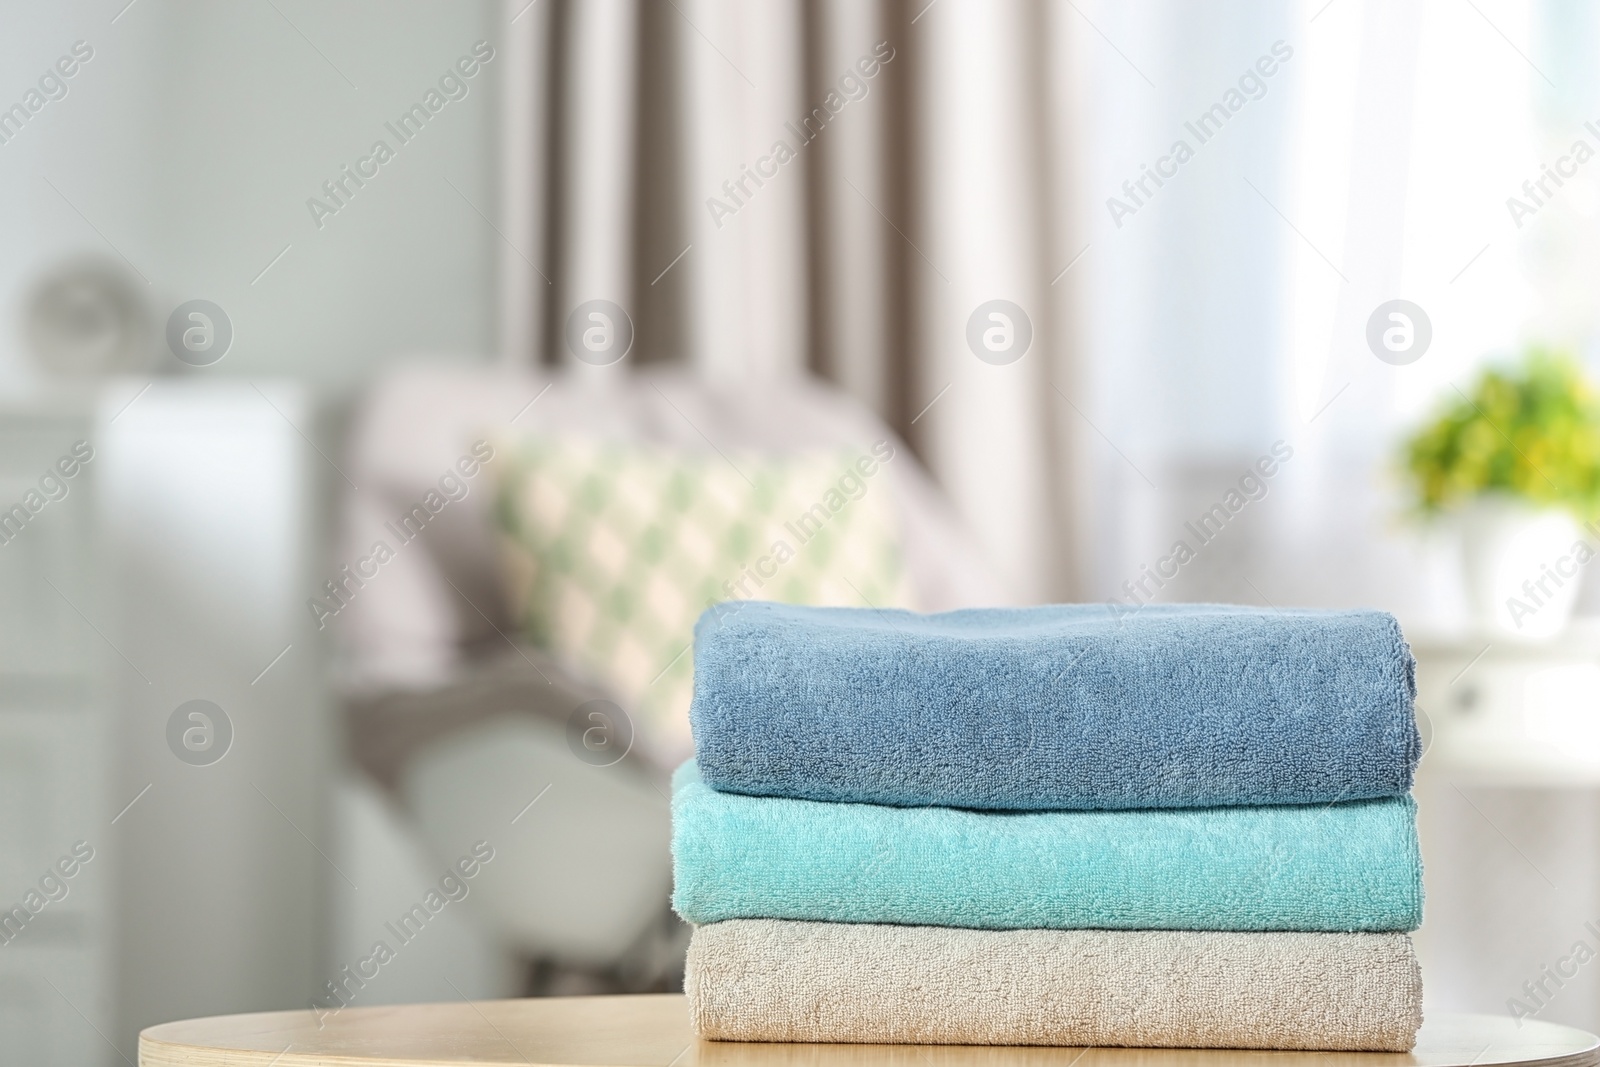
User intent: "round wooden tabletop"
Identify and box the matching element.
[138,995,1600,1067]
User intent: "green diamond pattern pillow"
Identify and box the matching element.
[494,438,914,761]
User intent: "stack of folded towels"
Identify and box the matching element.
[672,602,1425,1052]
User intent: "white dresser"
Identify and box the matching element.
[0,380,329,1063]
[0,395,110,1065]
[1413,626,1600,1032]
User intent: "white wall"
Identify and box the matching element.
[0,0,500,394]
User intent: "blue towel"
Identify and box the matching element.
[672,762,1422,932]
[690,601,1418,810]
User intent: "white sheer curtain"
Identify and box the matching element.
[1275,0,1559,624]
[1069,0,1549,625]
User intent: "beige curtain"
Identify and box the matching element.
[498,0,1086,602]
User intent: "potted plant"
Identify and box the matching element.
[1401,349,1600,639]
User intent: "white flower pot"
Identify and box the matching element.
[1458,497,1587,640]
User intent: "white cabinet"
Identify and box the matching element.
[0,382,329,1063]
[1413,629,1600,1032]
[0,399,110,1066]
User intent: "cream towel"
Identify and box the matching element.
[687,920,1422,1051]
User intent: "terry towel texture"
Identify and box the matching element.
[687,919,1423,1051]
[690,601,1419,811]
[672,762,1423,932]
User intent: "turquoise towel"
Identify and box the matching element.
[672,763,1422,932]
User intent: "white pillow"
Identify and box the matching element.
[494,437,915,761]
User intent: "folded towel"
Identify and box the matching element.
[672,763,1422,931]
[690,601,1418,810]
[687,919,1423,1051]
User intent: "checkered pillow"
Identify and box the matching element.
[494,438,913,761]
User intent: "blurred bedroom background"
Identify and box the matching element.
[5,0,1600,1061]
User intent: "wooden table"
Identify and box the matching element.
[138,995,1600,1067]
